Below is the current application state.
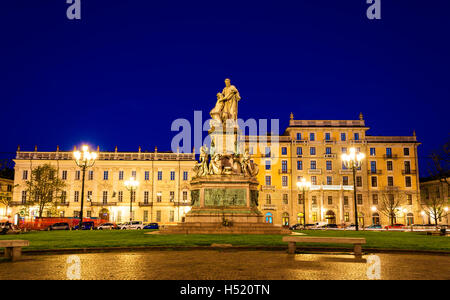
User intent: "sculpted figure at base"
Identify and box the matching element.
[194,146,209,177]
[240,150,259,177]
[208,153,222,175]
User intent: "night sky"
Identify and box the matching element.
[1,1,449,176]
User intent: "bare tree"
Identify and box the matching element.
[428,137,450,186]
[25,164,66,218]
[0,184,17,218]
[379,190,405,226]
[420,192,448,228]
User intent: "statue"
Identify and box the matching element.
[194,146,209,177]
[240,150,259,177]
[209,78,241,123]
[208,153,222,175]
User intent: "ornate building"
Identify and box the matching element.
[10,114,421,227]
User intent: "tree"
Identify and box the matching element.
[379,190,405,226]
[420,191,448,228]
[25,164,66,218]
[0,183,17,218]
[428,137,450,186]
[0,159,14,180]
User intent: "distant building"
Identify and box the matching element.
[11,113,422,227]
[419,175,449,225]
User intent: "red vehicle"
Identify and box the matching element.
[18,217,105,231]
[384,224,405,229]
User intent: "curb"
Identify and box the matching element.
[10,246,450,256]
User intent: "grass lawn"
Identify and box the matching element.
[0,230,448,252]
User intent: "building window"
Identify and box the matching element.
[102,191,108,204]
[157,171,162,180]
[407,194,412,205]
[357,194,363,205]
[370,161,377,173]
[312,196,317,205]
[103,171,109,180]
[265,212,273,223]
[169,211,174,222]
[282,194,288,205]
[296,147,303,156]
[310,161,316,170]
[341,133,346,141]
[143,210,148,222]
[75,170,80,180]
[326,176,332,185]
[282,212,289,226]
[119,171,124,180]
[372,194,378,205]
[170,171,175,181]
[344,196,349,206]
[156,210,161,222]
[325,133,331,141]
[311,176,317,185]
[356,176,362,187]
[21,191,27,204]
[387,176,394,186]
[87,191,92,202]
[404,161,411,174]
[312,212,318,222]
[341,147,347,154]
[343,176,349,185]
[183,171,188,181]
[130,190,136,203]
[281,147,287,155]
[344,212,350,222]
[354,133,360,140]
[132,170,137,178]
[145,171,150,181]
[328,196,333,205]
[74,191,79,202]
[405,176,412,187]
[387,161,393,171]
[325,147,332,154]
[310,147,316,155]
[403,147,410,156]
[118,191,123,202]
[386,148,392,157]
[265,176,271,186]
[157,193,162,202]
[309,133,315,141]
[265,160,271,170]
[297,160,303,170]
[86,211,92,218]
[61,170,67,180]
[371,176,377,187]
[370,148,376,156]
[61,191,67,203]
[266,194,271,204]
[170,191,175,202]
[282,176,288,187]
[74,211,80,218]
[296,133,302,140]
[298,193,303,204]
[281,160,288,173]
[183,191,188,201]
[265,147,271,158]
[88,170,94,180]
[326,161,332,170]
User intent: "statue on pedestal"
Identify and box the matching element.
[209,78,241,123]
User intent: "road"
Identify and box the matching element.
[0,250,449,280]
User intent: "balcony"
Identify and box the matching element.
[56,202,70,207]
[383,154,398,159]
[368,170,382,175]
[324,138,336,144]
[339,169,353,174]
[308,168,322,175]
[173,201,191,206]
[323,153,336,158]
[139,202,154,207]
[262,204,277,210]
[402,169,415,175]
[90,202,118,206]
[10,201,26,206]
[278,169,291,174]
[294,139,308,144]
[261,185,275,191]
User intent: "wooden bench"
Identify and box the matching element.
[282,236,366,257]
[0,240,30,261]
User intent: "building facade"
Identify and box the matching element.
[419,176,449,225]
[11,114,422,227]
[0,177,14,221]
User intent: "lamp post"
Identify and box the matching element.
[341,147,365,231]
[73,145,97,229]
[124,177,139,222]
[296,178,311,228]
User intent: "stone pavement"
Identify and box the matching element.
[0,250,449,280]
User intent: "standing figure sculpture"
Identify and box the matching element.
[194,146,209,177]
[209,78,241,123]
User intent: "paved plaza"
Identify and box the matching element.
[0,250,449,280]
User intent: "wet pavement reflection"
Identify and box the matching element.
[0,250,449,280]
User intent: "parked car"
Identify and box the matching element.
[289,223,303,230]
[366,224,382,229]
[73,221,95,230]
[119,221,145,230]
[143,223,159,229]
[385,224,405,229]
[48,222,70,230]
[345,224,356,230]
[97,223,116,230]
[324,224,338,229]
[303,223,316,229]
[312,222,328,229]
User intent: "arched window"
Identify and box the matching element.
[372,212,380,225]
[265,212,273,224]
[282,212,289,227]
[297,213,304,224]
[325,210,336,224]
[406,213,414,225]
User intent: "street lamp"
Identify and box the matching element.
[124,177,139,222]
[73,145,97,229]
[296,178,311,228]
[341,147,365,231]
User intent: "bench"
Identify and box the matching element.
[0,240,30,261]
[282,236,366,257]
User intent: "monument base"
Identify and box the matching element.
[160,222,290,235]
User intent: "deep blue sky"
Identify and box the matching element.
[1,0,449,176]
